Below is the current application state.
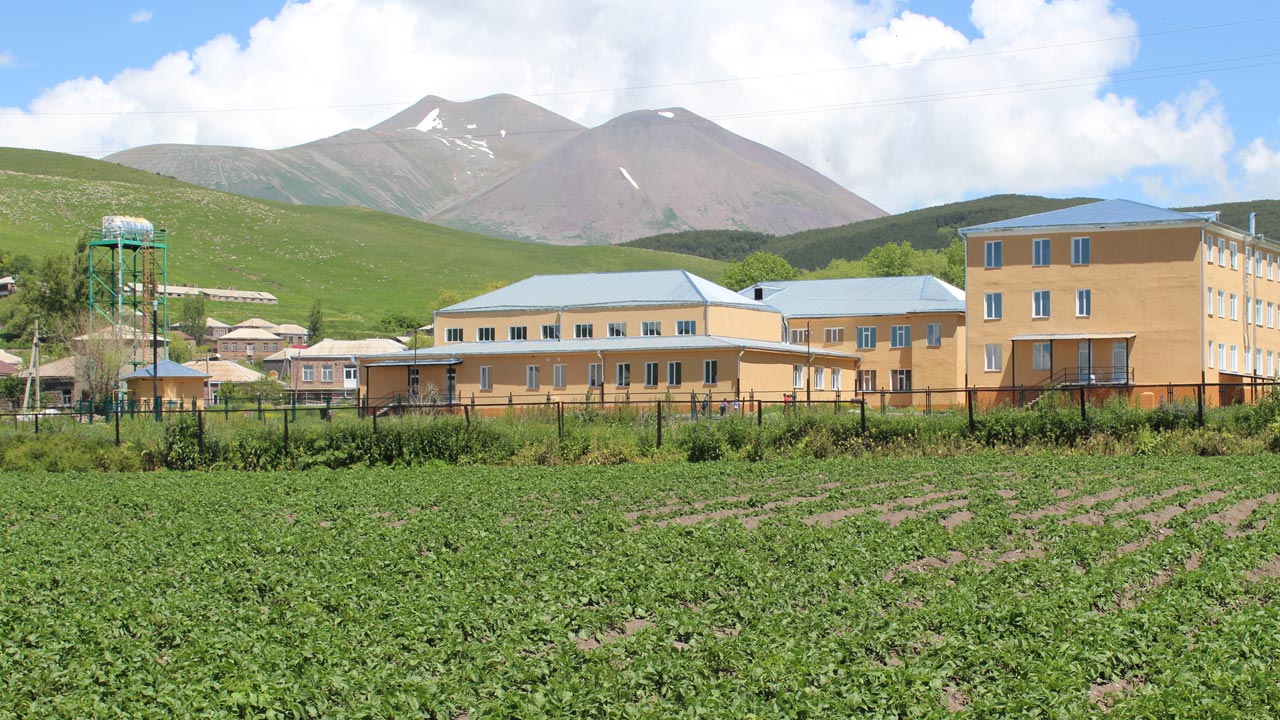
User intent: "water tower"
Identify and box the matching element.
[87,216,169,367]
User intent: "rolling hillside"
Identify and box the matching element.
[0,148,725,335]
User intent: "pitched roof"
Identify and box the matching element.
[299,338,407,357]
[205,317,229,328]
[271,323,307,335]
[183,360,264,383]
[0,349,22,367]
[742,276,965,318]
[441,270,774,313]
[121,359,210,380]
[368,335,856,362]
[20,356,78,379]
[235,317,276,329]
[0,361,18,376]
[960,199,1212,233]
[221,327,283,341]
[262,347,303,362]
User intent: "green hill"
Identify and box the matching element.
[0,149,725,335]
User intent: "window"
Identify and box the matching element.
[793,364,805,388]
[891,369,912,392]
[891,325,911,348]
[1032,342,1051,371]
[541,324,560,340]
[984,240,1003,269]
[1217,290,1225,318]
[1206,236,1215,264]
[477,327,495,342]
[1231,345,1239,372]
[676,320,697,336]
[857,370,876,392]
[824,327,844,343]
[574,323,594,339]
[1032,290,1051,319]
[703,359,718,384]
[984,292,1003,320]
[480,366,493,390]
[1208,341,1214,369]
[446,328,463,342]
[1270,254,1276,280]
[1258,300,1265,327]
[608,322,626,338]
[1270,352,1275,377]
[231,342,239,352]
[1207,287,1214,317]
[1230,242,1238,269]
[1072,236,1091,265]
[789,327,809,344]
[509,325,527,341]
[526,365,540,390]
[1217,238,1227,267]
[641,321,661,336]
[1246,248,1254,276]
[1076,289,1092,317]
[1269,302,1275,328]
[553,364,566,389]
[857,326,876,349]
[1218,343,1226,370]
[302,365,314,382]
[927,322,942,348]
[1256,349,1264,376]
[615,363,630,387]
[1248,302,1253,325]
[644,362,659,387]
[221,342,228,351]
[984,343,1003,372]
[814,366,825,390]
[1032,238,1051,267]
[832,368,842,391]
[321,366,333,383]
[1230,293,1238,321]
[667,361,682,386]
[588,363,603,387]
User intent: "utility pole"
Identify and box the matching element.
[22,317,41,412]
[152,299,161,421]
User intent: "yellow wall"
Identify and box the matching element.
[706,305,785,342]
[126,376,207,408]
[1202,232,1280,381]
[787,312,965,391]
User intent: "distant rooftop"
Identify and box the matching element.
[961,199,1218,233]
[368,335,856,363]
[300,338,407,357]
[742,276,965,318]
[441,270,774,314]
[122,359,210,380]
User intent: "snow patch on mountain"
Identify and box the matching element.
[413,108,443,132]
[618,166,639,190]
[656,111,675,119]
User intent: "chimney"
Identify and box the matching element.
[1250,212,1257,236]
[753,287,764,301]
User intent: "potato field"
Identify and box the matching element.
[4,455,1280,717]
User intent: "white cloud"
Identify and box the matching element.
[130,9,152,24]
[0,51,13,68]
[0,0,1260,211]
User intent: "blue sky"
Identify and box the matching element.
[2,1,1278,212]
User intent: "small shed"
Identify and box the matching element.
[122,359,211,410]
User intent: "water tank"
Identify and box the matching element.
[101,215,155,240]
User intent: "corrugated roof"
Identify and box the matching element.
[742,276,964,318]
[1010,332,1136,341]
[369,335,857,361]
[272,323,307,335]
[122,359,210,380]
[235,317,277,328]
[205,317,229,328]
[221,327,283,341]
[441,270,774,313]
[300,338,407,357]
[262,347,302,362]
[183,360,264,383]
[961,199,1209,233]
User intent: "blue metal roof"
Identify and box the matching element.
[960,199,1209,233]
[441,270,773,313]
[122,359,210,380]
[368,335,857,361]
[741,275,964,318]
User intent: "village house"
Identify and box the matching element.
[217,327,285,363]
[122,359,210,410]
[270,323,309,346]
[291,338,406,402]
[183,359,270,404]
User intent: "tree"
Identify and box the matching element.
[307,300,324,342]
[377,311,421,335]
[70,316,132,406]
[719,252,799,291]
[862,241,919,277]
[178,295,207,345]
[167,336,195,364]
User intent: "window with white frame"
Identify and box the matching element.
[1230,242,1239,269]
[574,323,594,339]
[1218,343,1226,370]
[477,327,496,342]
[1072,236,1091,265]
[1269,351,1275,376]
[984,343,1003,372]
[641,321,660,336]
[676,320,697,336]
[1230,293,1238,321]
[1258,300,1265,327]
[857,326,876,349]
[703,359,718,384]
[1246,248,1254,275]
[1269,302,1276,328]
[1256,349,1264,376]
[891,369,912,392]
[446,328,463,342]
[231,342,238,351]
[789,327,809,344]
[1270,254,1276,280]
[302,365,314,382]
[1206,236,1215,264]
[926,322,942,348]
[1032,342,1051,371]
[857,370,876,392]
[1217,290,1226,317]
[1208,341,1214,369]
[984,292,1003,320]
[891,324,911,348]
[644,362,659,387]
[1248,302,1253,325]
[607,322,626,338]
[793,364,805,388]
[1246,350,1253,375]
[526,365,540,390]
[615,363,630,387]
[509,325,527,341]
[984,240,1003,269]
[480,366,493,391]
[1207,287,1214,317]
[824,327,844,343]
[814,366,825,390]
[1077,289,1092,317]
[1032,238,1050,267]
[667,361,682,386]
[588,363,603,387]
[541,324,560,340]
[1033,290,1051,318]
[321,366,333,383]
[1231,344,1239,372]
[553,364,566,389]
[832,368,842,391]
[1217,238,1227,267]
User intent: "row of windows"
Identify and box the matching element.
[298,365,358,383]
[792,323,944,350]
[478,360,721,391]
[851,369,913,392]
[220,341,282,353]
[1206,287,1280,328]
[447,320,699,343]
[984,237,1091,269]
[791,365,844,391]
[984,290,1092,320]
[1205,236,1279,279]
[1206,342,1280,378]
[981,341,1123,374]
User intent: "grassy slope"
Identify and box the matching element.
[0,148,725,335]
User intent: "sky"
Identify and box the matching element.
[2,0,1279,214]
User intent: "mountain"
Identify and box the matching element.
[106,94,585,221]
[0,148,725,336]
[106,95,885,244]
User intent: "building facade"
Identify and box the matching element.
[291,338,407,401]
[217,327,285,363]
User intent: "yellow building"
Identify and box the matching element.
[360,270,859,405]
[742,276,966,405]
[961,199,1280,391]
[122,359,210,410]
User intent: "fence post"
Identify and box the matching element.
[115,402,121,447]
[33,413,38,435]
[372,406,378,435]
[1079,386,1087,424]
[656,401,663,449]
[860,398,866,434]
[967,387,975,434]
[880,390,886,414]
[557,402,564,442]
[757,400,763,427]
[1196,383,1205,427]
[926,387,932,416]
[463,404,471,428]
[197,408,204,459]
[283,409,289,457]
[257,397,263,422]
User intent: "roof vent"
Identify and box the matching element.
[753,287,764,301]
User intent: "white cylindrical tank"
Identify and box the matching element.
[101,215,155,239]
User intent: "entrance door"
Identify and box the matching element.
[1111,342,1128,383]
[446,368,457,404]
[1078,342,1092,383]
